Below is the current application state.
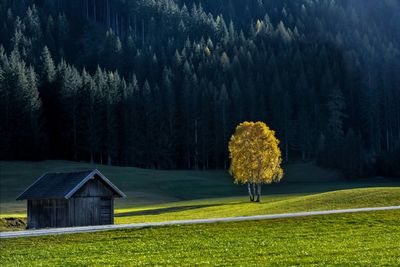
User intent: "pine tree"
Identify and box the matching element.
[0,50,42,159]
[142,79,155,168]
[103,71,121,165]
[0,0,398,174]
[218,84,229,168]
[341,129,363,178]
[58,61,82,160]
[81,68,101,163]
[24,5,42,62]
[323,87,347,168]
[40,46,56,83]
[327,87,347,142]
[230,78,242,127]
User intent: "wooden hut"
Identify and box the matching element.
[17,169,126,229]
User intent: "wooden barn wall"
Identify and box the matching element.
[27,199,68,229]
[69,197,113,226]
[73,177,115,197]
[69,176,114,226]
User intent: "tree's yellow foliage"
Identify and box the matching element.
[229,121,283,185]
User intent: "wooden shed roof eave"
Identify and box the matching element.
[21,197,69,200]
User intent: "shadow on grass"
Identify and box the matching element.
[115,202,243,217]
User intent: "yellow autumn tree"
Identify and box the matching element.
[229,121,284,202]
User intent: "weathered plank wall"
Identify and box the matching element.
[27,199,68,229]
[74,178,115,197]
[69,177,114,226]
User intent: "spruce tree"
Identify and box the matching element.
[40,46,56,84]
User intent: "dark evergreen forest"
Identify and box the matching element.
[0,0,399,177]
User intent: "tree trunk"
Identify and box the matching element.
[134,15,137,38]
[107,153,111,166]
[247,183,254,202]
[187,150,191,169]
[121,17,124,37]
[106,0,110,28]
[285,135,289,163]
[86,0,89,19]
[194,119,198,169]
[142,19,145,46]
[93,0,96,21]
[256,183,262,202]
[73,106,77,161]
[116,12,119,35]
[252,183,257,201]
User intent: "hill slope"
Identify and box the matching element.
[1,160,398,215]
[113,187,400,223]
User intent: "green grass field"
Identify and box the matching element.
[1,187,399,231]
[1,161,399,265]
[1,210,399,266]
[1,160,398,215]
[1,160,399,231]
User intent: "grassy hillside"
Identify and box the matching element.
[113,187,400,224]
[0,160,237,214]
[2,187,399,231]
[1,160,398,215]
[1,210,399,266]
[2,187,400,232]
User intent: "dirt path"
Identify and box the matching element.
[1,206,399,239]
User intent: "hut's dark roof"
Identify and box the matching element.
[17,169,126,200]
